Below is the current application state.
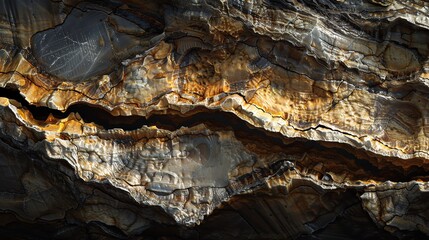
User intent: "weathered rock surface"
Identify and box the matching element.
[0,0,429,239]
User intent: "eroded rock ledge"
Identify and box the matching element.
[0,0,429,239]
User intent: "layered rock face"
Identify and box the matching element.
[0,0,429,239]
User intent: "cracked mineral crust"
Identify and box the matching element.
[0,0,429,239]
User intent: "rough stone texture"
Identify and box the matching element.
[0,0,429,239]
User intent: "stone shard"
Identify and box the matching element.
[0,0,428,239]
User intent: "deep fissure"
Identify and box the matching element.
[0,87,253,131]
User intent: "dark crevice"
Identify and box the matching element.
[0,86,253,131]
[308,194,403,240]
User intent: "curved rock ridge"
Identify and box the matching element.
[0,0,428,239]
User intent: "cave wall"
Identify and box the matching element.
[0,0,429,239]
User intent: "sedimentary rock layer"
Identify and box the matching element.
[0,0,429,239]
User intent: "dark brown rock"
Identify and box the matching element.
[0,0,428,239]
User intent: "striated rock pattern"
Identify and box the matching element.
[0,0,429,239]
